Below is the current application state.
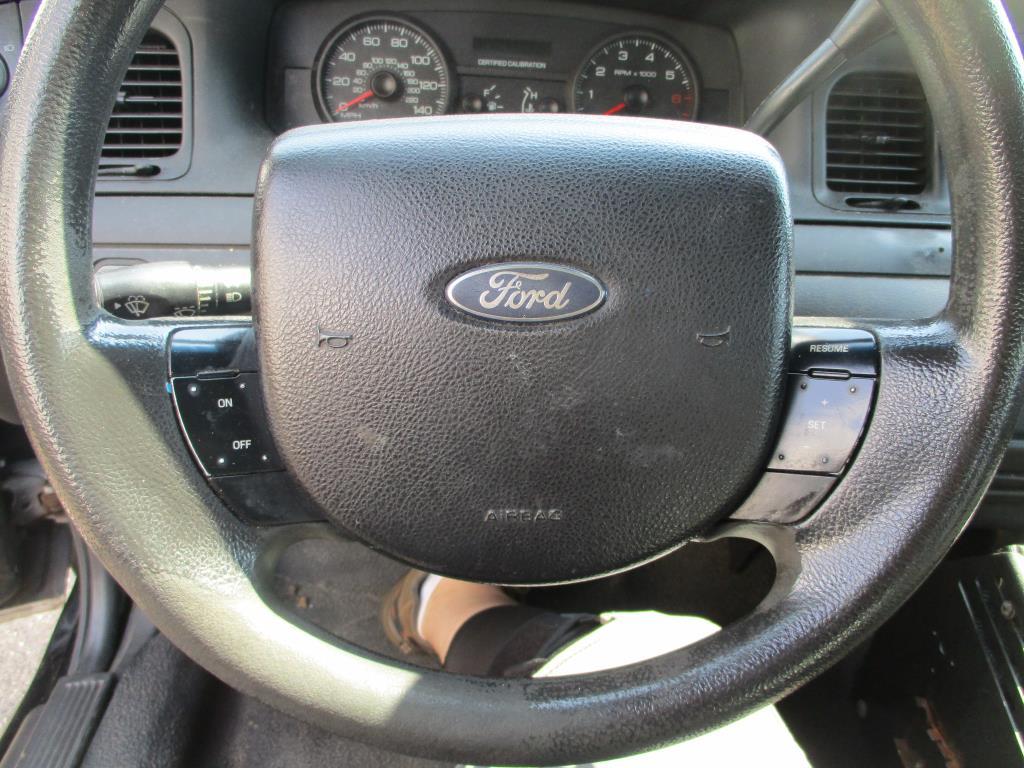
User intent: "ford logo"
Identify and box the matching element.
[445,262,606,323]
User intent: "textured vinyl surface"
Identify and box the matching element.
[2,0,1024,765]
[254,115,791,583]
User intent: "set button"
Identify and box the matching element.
[768,374,875,475]
[171,373,283,476]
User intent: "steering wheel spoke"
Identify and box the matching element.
[791,318,977,540]
[730,317,968,537]
[86,314,203,376]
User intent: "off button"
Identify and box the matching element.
[768,374,875,475]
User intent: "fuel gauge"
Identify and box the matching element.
[461,82,506,113]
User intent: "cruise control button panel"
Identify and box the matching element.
[733,327,877,524]
[171,373,282,476]
[768,374,875,475]
[168,326,322,525]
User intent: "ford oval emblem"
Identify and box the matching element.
[445,262,606,323]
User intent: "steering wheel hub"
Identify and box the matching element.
[253,117,792,583]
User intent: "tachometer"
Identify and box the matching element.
[572,33,698,120]
[315,18,452,122]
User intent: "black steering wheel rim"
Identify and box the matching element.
[2,0,1024,764]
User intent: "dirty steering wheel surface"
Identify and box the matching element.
[3,0,1024,764]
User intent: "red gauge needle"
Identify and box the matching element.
[335,90,374,114]
[603,102,627,116]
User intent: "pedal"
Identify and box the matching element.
[0,674,114,768]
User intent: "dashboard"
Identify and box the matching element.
[0,0,962,403]
[266,4,740,132]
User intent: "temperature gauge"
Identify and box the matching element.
[520,86,561,113]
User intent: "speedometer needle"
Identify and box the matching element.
[603,102,627,116]
[335,90,374,114]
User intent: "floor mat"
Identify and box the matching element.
[83,632,451,768]
[272,536,438,669]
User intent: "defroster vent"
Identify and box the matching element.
[102,30,183,161]
[826,72,931,197]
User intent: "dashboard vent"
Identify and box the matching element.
[101,30,183,161]
[825,72,930,197]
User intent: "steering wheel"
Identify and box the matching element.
[2,0,1023,763]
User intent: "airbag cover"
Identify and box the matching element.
[254,115,791,583]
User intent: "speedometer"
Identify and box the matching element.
[572,33,699,121]
[315,18,452,122]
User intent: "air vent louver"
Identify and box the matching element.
[101,30,182,160]
[826,72,930,196]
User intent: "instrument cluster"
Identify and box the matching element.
[267,5,739,132]
[314,15,699,122]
